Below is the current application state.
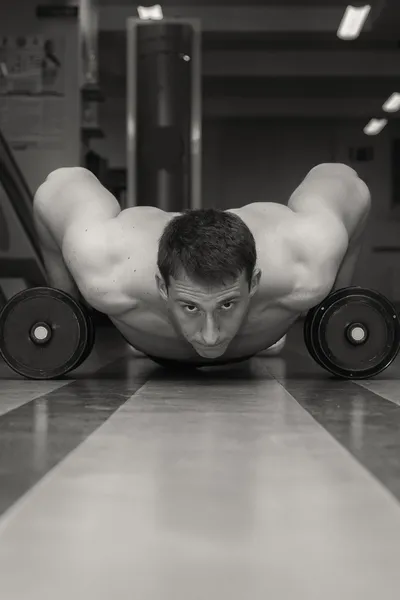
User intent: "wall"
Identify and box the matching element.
[201,119,335,210]
[203,118,400,297]
[95,98,400,297]
[92,97,126,167]
[0,0,81,193]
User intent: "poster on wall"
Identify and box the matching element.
[0,35,66,149]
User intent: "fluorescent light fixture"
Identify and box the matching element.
[337,5,371,40]
[383,93,400,113]
[363,118,388,136]
[137,5,163,20]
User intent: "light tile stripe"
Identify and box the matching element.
[0,374,399,599]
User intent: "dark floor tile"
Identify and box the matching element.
[0,357,152,517]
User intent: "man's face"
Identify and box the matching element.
[156,269,261,358]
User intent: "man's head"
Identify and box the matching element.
[156,208,261,358]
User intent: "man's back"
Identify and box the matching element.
[85,202,315,362]
[34,165,364,364]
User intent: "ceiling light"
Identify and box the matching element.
[337,5,371,40]
[137,5,163,20]
[382,93,400,113]
[363,118,387,136]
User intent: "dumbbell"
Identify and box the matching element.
[304,286,400,379]
[0,287,95,379]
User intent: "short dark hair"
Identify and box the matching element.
[157,208,257,289]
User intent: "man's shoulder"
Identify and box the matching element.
[118,205,174,227]
[227,202,301,257]
[77,207,167,315]
[115,206,174,251]
[230,203,337,311]
[226,201,293,223]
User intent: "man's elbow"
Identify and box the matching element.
[354,176,371,210]
[309,162,358,180]
[45,166,90,182]
[311,163,371,212]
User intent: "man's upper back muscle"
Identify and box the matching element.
[76,200,336,316]
[228,202,334,310]
[75,206,170,314]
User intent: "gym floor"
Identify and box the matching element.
[0,320,400,599]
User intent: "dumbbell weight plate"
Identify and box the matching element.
[0,287,92,379]
[305,287,400,379]
[0,287,6,312]
[304,304,326,369]
[73,308,96,369]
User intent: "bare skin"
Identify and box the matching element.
[95,203,307,362]
[33,164,371,366]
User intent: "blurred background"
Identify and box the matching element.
[0,0,400,303]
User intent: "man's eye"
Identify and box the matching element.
[184,305,198,313]
[221,302,234,310]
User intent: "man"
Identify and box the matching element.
[33,163,370,367]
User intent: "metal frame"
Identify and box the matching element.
[126,17,202,210]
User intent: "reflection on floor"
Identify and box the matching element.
[0,321,400,599]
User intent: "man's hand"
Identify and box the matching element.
[257,335,287,356]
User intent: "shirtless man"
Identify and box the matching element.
[32,163,371,367]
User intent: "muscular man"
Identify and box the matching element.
[33,163,371,367]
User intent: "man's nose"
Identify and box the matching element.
[201,316,220,346]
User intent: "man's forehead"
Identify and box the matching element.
[170,273,245,294]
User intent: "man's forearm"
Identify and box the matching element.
[42,248,83,302]
[34,209,82,301]
[331,238,363,292]
[330,209,369,292]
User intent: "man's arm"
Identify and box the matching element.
[330,206,369,292]
[289,163,370,239]
[33,167,121,301]
[33,209,82,300]
[288,163,371,295]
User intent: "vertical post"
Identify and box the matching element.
[126,19,137,207]
[80,0,99,85]
[190,19,202,210]
[126,18,202,211]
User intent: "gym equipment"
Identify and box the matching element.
[0,286,6,312]
[303,304,326,370]
[74,304,96,369]
[136,23,193,211]
[0,128,47,297]
[0,287,95,379]
[304,287,400,379]
[127,19,202,211]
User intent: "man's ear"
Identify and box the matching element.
[156,273,168,301]
[250,268,261,297]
